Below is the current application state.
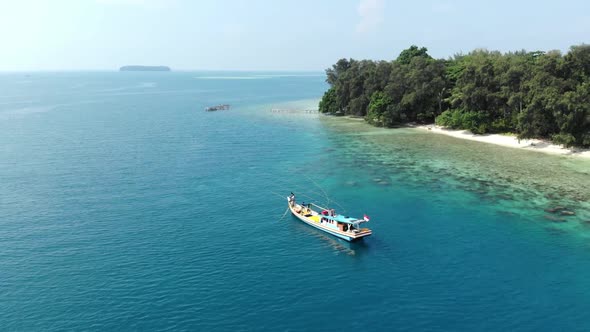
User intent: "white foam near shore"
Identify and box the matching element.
[416,125,590,159]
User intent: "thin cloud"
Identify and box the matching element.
[96,0,147,4]
[95,0,172,8]
[431,1,455,14]
[356,0,385,34]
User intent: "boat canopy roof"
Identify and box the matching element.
[302,202,367,225]
[322,214,365,225]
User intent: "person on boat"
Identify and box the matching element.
[288,193,295,206]
[300,202,306,214]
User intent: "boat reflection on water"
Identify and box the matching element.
[289,215,370,256]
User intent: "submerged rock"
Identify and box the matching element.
[545,192,558,199]
[544,227,567,235]
[497,210,516,216]
[544,215,566,222]
[544,206,566,213]
[560,210,576,216]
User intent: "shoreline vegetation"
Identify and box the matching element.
[318,45,590,149]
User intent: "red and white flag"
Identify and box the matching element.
[363,214,370,222]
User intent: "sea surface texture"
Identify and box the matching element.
[1,72,589,331]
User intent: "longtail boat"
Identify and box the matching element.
[205,104,230,111]
[287,193,372,241]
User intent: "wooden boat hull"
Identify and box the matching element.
[289,204,371,242]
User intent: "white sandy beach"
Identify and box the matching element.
[416,125,590,159]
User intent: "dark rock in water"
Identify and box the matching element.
[544,206,566,213]
[476,178,492,186]
[560,210,576,216]
[545,227,567,235]
[545,192,558,199]
[371,178,390,186]
[497,210,516,216]
[544,215,566,222]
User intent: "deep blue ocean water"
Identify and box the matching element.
[1,72,589,331]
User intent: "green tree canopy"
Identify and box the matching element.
[319,44,590,147]
[396,45,432,65]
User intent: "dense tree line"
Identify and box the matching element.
[319,45,590,147]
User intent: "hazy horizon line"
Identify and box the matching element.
[0,68,328,73]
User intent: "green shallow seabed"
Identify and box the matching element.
[326,117,590,234]
[265,110,590,239]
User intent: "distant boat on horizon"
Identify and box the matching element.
[205,104,230,111]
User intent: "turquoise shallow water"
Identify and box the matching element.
[1,72,590,331]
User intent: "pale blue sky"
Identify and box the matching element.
[1,0,588,71]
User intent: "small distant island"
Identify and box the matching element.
[119,65,171,72]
